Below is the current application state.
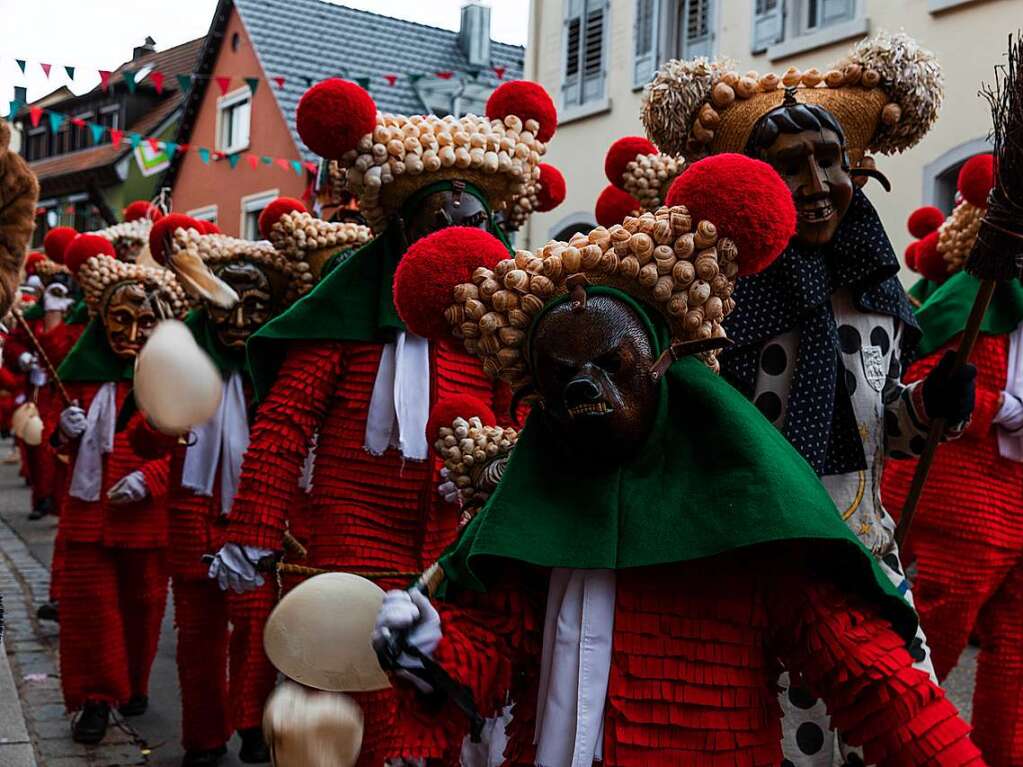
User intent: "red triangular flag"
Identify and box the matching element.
[146,138,161,153]
[384,74,398,86]
[493,66,506,80]
[245,153,259,170]
[70,117,86,128]
[151,71,164,94]
[272,76,285,89]
[435,71,454,80]
[177,143,189,154]
[275,157,291,170]
[110,128,124,148]
[40,63,52,78]
[28,107,42,128]
[304,161,318,173]
[99,70,112,91]
[215,76,231,95]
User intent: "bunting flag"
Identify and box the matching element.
[151,71,164,94]
[304,161,318,173]
[227,153,241,169]
[40,63,51,78]
[28,106,42,128]
[47,112,63,132]
[7,101,18,122]
[64,65,75,80]
[146,137,161,153]
[70,116,86,128]
[290,160,303,176]
[246,153,259,170]
[275,157,290,170]
[244,77,259,95]
[198,147,211,164]
[215,76,231,95]
[15,60,25,74]
[435,71,454,80]
[177,143,189,154]
[177,74,193,92]
[109,129,124,148]
[98,70,112,92]
[272,76,285,89]
[353,76,370,90]
[123,71,137,93]
[164,141,178,155]
[493,65,507,79]
[408,73,424,84]
[261,155,273,165]
[384,74,398,86]
[89,124,104,143]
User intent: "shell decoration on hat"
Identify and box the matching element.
[33,256,71,285]
[92,219,155,264]
[503,163,568,232]
[259,197,373,281]
[605,136,685,213]
[937,153,994,274]
[295,78,558,233]
[641,31,942,170]
[393,153,796,387]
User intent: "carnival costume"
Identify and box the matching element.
[53,234,188,743]
[882,154,1023,767]
[371,153,983,767]
[0,118,37,316]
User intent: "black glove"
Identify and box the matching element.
[922,350,977,424]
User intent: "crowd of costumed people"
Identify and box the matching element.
[0,24,1022,767]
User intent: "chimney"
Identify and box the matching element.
[133,36,157,61]
[459,3,491,68]
[13,86,26,105]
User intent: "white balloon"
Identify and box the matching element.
[20,414,43,446]
[11,402,38,438]
[262,681,364,767]
[134,320,223,435]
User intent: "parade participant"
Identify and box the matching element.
[53,233,188,744]
[905,205,948,307]
[137,207,369,767]
[500,162,567,234]
[641,31,975,766]
[373,153,984,767]
[206,77,556,766]
[0,119,37,317]
[881,153,1023,767]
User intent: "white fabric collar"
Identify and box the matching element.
[364,331,430,461]
[998,325,1023,461]
[69,381,119,502]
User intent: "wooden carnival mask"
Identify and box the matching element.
[102,281,161,358]
[206,262,279,349]
[530,294,660,467]
[403,186,490,246]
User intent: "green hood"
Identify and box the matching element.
[915,271,1023,357]
[247,181,511,401]
[66,297,89,325]
[22,302,43,321]
[908,278,938,306]
[57,318,133,383]
[439,356,918,644]
[184,309,248,379]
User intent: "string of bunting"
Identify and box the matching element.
[6,100,319,178]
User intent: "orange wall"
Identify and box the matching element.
[171,7,307,236]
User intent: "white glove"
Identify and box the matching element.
[371,589,443,693]
[28,365,47,388]
[107,471,148,504]
[207,543,274,593]
[437,467,461,506]
[59,405,87,440]
[995,391,1023,434]
[42,284,73,314]
[17,351,36,371]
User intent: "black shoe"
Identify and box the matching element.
[182,745,227,766]
[28,497,53,520]
[238,727,270,763]
[36,601,58,622]
[72,700,109,744]
[118,694,148,717]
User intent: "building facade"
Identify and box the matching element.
[523,0,1021,271]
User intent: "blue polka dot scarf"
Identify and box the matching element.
[721,189,919,477]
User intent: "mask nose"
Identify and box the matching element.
[564,376,602,407]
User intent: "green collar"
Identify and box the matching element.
[915,271,1023,356]
[439,356,917,644]
[57,318,134,383]
[184,309,248,378]
[66,298,89,325]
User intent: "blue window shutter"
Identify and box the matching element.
[751,0,783,53]
[563,0,585,107]
[581,0,608,103]
[634,0,660,87]
[681,0,714,59]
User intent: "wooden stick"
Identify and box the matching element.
[11,307,73,408]
[895,279,997,547]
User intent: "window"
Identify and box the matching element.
[563,0,608,109]
[634,0,716,87]
[241,190,280,240]
[73,112,93,149]
[95,105,120,146]
[217,89,251,154]
[26,128,48,161]
[188,204,218,224]
[752,0,860,55]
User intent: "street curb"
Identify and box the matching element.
[0,635,37,766]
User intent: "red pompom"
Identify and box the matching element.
[535,164,566,212]
[486,80,557,143]
[258,197,307,239]
[957,154,994,208]
[199,220,220,235]
[394,227,508,340]
[595,186,640,228]
[43,227,78,264]
[665,154,795,276]
[915,231,948,283]
[122,200,164,222]
[904,240,919,272]
[427,396,498,446]
[148,214,199,266]
[24,252,46,275]
[906,206,945,239]
[65,234,116,277]
[605,137,657,187]
[296,79,377,161]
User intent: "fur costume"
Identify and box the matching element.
[0,120,38,317]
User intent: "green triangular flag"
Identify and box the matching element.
[176,74,192,92]
[408,73,424,84]
[128,132,141,149]
[164,141,178,156]
[290,160,303,175]
[244,77,259,95]
[15,60,25,74]
[227,152,241,169]
[260,155,273,165]
[47,112,64,132]
[64,65,75,80]
[198,147,211,164]
[89,123,104,143]
[466,68,481,80]
[123,70,137,93]
[303,77,313,87]
[7,100,21,122]
[353,76,370,91]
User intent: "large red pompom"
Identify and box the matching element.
[595,185,640,228]
[24,252,46,275]
[907,206,945,239]
[915,231,948,283]
[148,214,199,266]
[65,234,116,277]
[957,154,994,208]
[296,79,377,161]
[904,240,919,272]
[123,200,164,223]
[427,395,498,446]
[535,164,566,212]
[43,226,78,264]
[259,197,307,239]
[665,154,795,276]
[199,220,220,235]
[604,136,657,187]
[394,227,508,340]
[486,80,557,143]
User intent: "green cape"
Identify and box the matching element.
[439,356,918,644]
[907,278,938,306]
[184,309,247,378]
[246,181,511,401]
[915,271,1023,357]
[57,318,133,383]
[22,302,43,321]
[66,298,89,325]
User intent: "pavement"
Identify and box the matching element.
[0,440,981,766]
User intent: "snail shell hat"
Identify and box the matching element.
[604,136,685,212]
[392,153,796,385]
[295,78,558,232]
[642,31,943,168]
[504,162,567,232]
[936,154,994,273]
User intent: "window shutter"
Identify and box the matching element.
[581,0,608,103]
[634,0,660,87]
[562,0,584,107]
[681,0,714,59]
[751,0,783,53]
[819,0,854,27]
